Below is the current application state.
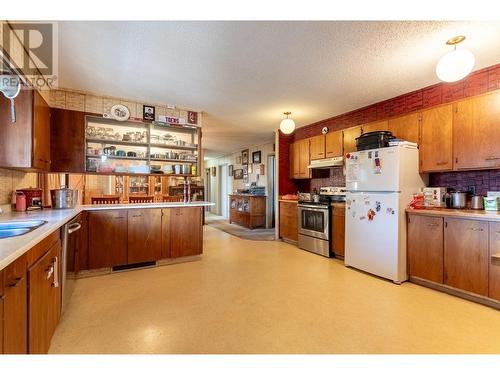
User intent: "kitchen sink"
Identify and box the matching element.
[0,220,47,239]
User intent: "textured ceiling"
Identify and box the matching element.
[56,21,500,158]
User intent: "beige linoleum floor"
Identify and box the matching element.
[49,226,500,354]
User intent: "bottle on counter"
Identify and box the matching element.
[15,191,26,211]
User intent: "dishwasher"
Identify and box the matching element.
[61,216,82,312]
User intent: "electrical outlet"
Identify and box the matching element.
[467,185,476,195]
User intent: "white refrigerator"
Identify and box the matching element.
[344,143,427,284]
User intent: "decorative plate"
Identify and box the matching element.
[110,104,130,121]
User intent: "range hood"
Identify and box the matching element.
[307,156,344,169]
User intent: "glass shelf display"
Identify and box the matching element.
[85,116,200,176]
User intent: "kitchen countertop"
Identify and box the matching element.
[278,199,298,203]
[405,207,500,222]
[0,201,214,271]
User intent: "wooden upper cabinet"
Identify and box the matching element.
[325,130,343,157]
[289,139,311,179]
[3,254,28,354]
[127,209,162,264]
[419,104,453,172]
[309,135,325,160]
[289,141,300,179]
[489,222,500,301]
[342,126,361,154]
[388,112,420,144]
[88,210,128,269]
[454,91,500,170]
[361,120,388,134]
[444,218,488,296]
[0,87,51,171]
[298,139,311,178]
[32,91,51,170]
[407,214,444,283]
[50,108,86,173]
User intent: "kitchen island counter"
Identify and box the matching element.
[0,201,214,271]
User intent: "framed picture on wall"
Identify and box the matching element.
[143,105,155,121]
[229,165,233,176]
[234,169,244,180]
[252,151,261,164]
[211,166,216,177]
[241,149,249,164]
[243,164,248,174]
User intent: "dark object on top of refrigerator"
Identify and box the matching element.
[355,131,394,151]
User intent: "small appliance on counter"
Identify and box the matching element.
[470,195,484,210]
[484,192,500,211]
[51,187,79,209]
[16,188,43,210]
[450,190,467,209]
[422,187,447,207]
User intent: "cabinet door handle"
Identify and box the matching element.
[8,276,24,288]
[435,161,448,166]
[469,228,484,231]
[131,214,142,218]
[46,265,54,280]
[52,256,59,288]
[427,223,439,227]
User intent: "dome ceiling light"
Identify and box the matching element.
[436,35,475,83]
[280,111,295,134]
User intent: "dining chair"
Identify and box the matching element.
[162,195,184,202]
[91,195,121,204]
[129,195,154,203]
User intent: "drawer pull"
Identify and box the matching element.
[427,223,439,227]
[469,228,484,232]
[46,265,54,280]
[131,214,142,218]
[8,276,24,288]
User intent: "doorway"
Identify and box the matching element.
[267,154,276,228]
[219,164,228,218]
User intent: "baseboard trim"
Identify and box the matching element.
[410,276,500,310]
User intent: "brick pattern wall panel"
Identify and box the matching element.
[85,94,103,114]
[430,170,500,195]
[441,81,465,103]
[464,70,489,97]
[488,64,500,91]
[65,92,86,111]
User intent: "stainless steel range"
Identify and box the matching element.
[297,187,346,257]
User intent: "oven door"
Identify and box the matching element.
[298,205,329,240]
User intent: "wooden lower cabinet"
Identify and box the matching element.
[407,215,444,283]
[127,209,162,263]
[279,201,298,242]
[444,218,489,296]
[28,240,61,354]
[2,254,28,354]
[0,269,4,354]
[332,205,345,258]
[89,210,128,268]
[489,222,500,300]
[162,207,203,258]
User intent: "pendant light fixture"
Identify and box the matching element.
[436,35,475,83]
[279,111,295,134]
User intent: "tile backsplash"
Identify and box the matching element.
[0,168,38,209]
[429,169,500,195]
